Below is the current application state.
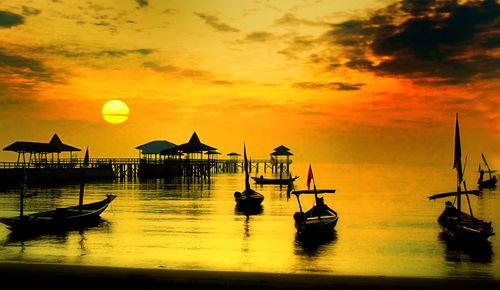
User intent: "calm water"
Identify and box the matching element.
[0,162,498,279]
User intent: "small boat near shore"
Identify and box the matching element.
[0,148,116,233]
[234,144,264,208]
[478,153,497,189]
[252,175,299,185]
[428,114,494,241]
[290,165,338,235]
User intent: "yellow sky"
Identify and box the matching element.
[0,0,498,165]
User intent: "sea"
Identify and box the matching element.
[0,162,498,279]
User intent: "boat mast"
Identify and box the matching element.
[482,153,492,180]
[243,143,251,192]
[453,114,463,217]
[79,147,89,212]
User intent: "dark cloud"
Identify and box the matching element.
[0,11,25,28]
[193,12,240,32]
[293,81,365,91]
[245,31,274,42]
[135,0,148,8]
[22,6,41,16]
[0,49,54,82]
[325,0,500,84]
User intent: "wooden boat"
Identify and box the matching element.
[251,175,298,185]
[478,153,497,189]
[428,115,494,241]
[290,165,338,234]
[234,144,264,207]
[0,148,117,233]
[0,195,116,232]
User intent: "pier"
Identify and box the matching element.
[1,132,293,186]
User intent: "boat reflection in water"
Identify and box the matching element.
[294,230,337,257]
[439,233,494,264]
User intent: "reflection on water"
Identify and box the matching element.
[295,230,338,257]
[0,163,498,278]
[439,233,494,264]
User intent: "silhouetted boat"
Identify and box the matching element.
[478,153,497,189]
[0,148,116,232]
[251,175,299,185]
[234,144,264,207]
[289,165,338,234]
[428,114,494,241]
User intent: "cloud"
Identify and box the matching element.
[143,62,236,86]
[0,11,25,28]
[0,49,55,83]
[135,0,149,8]
[22,6,41,16]
[245,31,274,42]
[62,48,153,58]
[293,81,365,91]
[323,0,500,84]
[193,12,240,32]
[275,13,329,26]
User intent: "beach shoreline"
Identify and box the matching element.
[0,262,499,290]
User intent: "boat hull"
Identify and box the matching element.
[437,202,494,241]
[294,207,339,234]
[0,195,116,232]
[234,190,264,207]
[251,176,298,185]
[478,177,497,189]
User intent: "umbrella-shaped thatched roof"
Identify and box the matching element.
[3,134,81,153]
[136,140,177,155]
[227,152,240,156]
[160,132,216,155]
[173,132,216,153]
[271,145,293,156]
[273,145,290,152]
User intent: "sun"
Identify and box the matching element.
[102,100,129,124]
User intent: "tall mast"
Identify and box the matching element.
[79,147,89,212]
[244,143,251,192]
[453,114,462,215]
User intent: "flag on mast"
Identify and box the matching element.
[307,164,313,190]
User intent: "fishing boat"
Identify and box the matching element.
[0,148,116,232]
[234,144,264,208]
[251,175,299,185]
[289,165,338,234]
[478,153,497,189]
[428,114,494,241]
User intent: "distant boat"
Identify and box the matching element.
[289,165,338,234]
[234,144,264,208]
[251,175,299,185]
[428,115,494,241]
[0,147,116,232]
[478,153,497,189]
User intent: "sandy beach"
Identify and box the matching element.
[0,262,498,290]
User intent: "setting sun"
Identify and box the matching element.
[101,100,129,124]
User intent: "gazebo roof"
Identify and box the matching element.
[3,134,81,153]
[136,140,177,155]
[273,145,290,152]
[170,132,216,153]
[271,148,293,156]
[205,150,221,155]
[227,152,241,156]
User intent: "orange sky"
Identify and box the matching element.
[0,0,498,166]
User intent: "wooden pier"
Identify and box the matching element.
[0,157,292,182]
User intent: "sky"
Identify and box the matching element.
[0,0,498,166]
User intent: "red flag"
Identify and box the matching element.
[306,164,313,190]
